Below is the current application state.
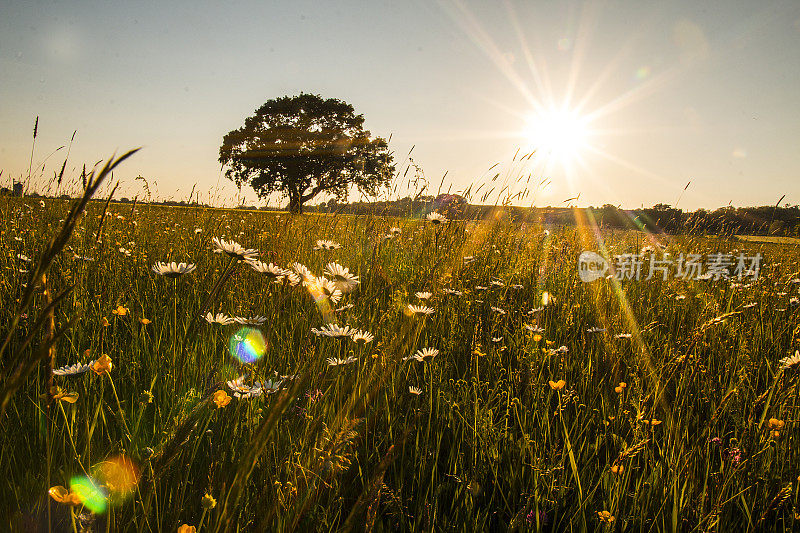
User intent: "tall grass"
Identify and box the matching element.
[1,188,799,531]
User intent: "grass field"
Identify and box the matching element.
[2,179,800,531]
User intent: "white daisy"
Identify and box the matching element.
[352,330,375,343]
[313,239,341,251]
[290,262,315,282]
[475,286,487,291]
[615,333,632,339]
[490,280,505,287]
[212,238,258,261]
[327,356,357,367]
[309,276,343,304]
[233,315,268,325]
[311,323,355,338]
[324,262,360,293]
[53,362,93,376]
[548,346,569,355]
[413,347,439,361]
[336,303,355,312]
[415,292,432,300]
[408,386,422,395]
[587,327,606,333]
[524,324,544,333]
[119,247,132,257]
[247,260,286,280]
[511,284,524,290]
[490,306,506,315]
[17,254,32,262]
[463,256,476,264]
[491,337,503,343]
[408,304,435,316]
[152,262,197,277]
[194,228,203,234]
[779,350,800,371]
[427,212,447,224]
[204,312,235,325]
[443,288,463,296]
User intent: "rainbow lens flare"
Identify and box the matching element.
[229,327,268,363]
[93,455,140,500]
[305,280,335,324]
[70,475,107,514]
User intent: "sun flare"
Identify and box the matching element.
[522,108,590,166]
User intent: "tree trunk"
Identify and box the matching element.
[288,195,303,214]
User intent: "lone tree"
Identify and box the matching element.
[219,93,394,214]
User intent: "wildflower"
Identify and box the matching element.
[491,337,503,343]
[442,288,463,296]
[324,262,360,293]
[511,284,524,290]
[472,347,486,357]
[201,493,217,509]
[212,237,258,261]
[313,239,341,251]
[415,291,432,300]
[610,464,623,475]
[48,486,82,506]
[247,260,286,280]
[407,304,434,315]
[194,228,203,234]
[227,375,269,398]
[490,280,504,287]
[204,312,235,325]
[413,347,439,361]
[119,247,131,256]
[152,262,197,277]
[290,262,314,282]
[587,327,606,333]
[490,306,506,315]
[177,525,196,533]
[548,346,568,355]
[16,253,32,262]
[614,382,627,393]
[640,417,662,426]
[327,356,357,367]
[427,212,447,224]
[52,387,79,404]
[728,447,742,465]
[233,315,268,325]
[548,380,566,390]
[408,386,422,395]
[778,350,800,371]
[139,318,151,325]
[91,355,113,375]
[112,305,128,316]
[311,323,355,338]
[336,303,355,312]
[533,334,542,342]
[615,333,632,339]
[53,362,92,376]
[212,390,231,408]
[475,285,487,291]
[352,330,375,343]
[597,511,614,524]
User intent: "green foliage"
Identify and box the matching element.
[1,197,800,531]
[219,93,395,214]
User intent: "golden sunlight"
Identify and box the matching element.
[521,107,590,167]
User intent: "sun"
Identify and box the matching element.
[521,108,590,166]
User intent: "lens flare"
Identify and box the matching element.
[305,280,336,324]
[228,327,267,363]
[69,475,107,514]
[93,455,140,500]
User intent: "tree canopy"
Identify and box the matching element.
[219,93,394,213]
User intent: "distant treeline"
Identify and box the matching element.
[6,190,799,236]
[306,197,800,237]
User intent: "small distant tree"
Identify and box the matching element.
[219,93,395,214]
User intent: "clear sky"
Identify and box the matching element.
[1,0,799,210]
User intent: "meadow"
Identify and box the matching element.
[2,168,800,531]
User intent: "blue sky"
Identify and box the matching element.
[1,0,799,209]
